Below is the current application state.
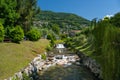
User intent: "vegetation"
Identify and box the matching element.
[0,0,40,43]
[0,39,49,79]
[51,24,60,35]
[110,12,120,27]
[92,20,120,80]
[0,0,19,26]
[65,12,120,80]
[41,53,47,60]
[35,10,90,30]
[16,0,40,33]
[10,26,24,43]
[26,28,41,41]
[1,0,120,80]
[0,23,4,42]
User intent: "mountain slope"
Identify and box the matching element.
[35,11,90,30]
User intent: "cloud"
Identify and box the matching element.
[105,14,113,18]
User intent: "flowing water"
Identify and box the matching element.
[37,47,98,80]
[38,64,97,80]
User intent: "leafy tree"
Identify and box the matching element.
[51,24,60,34]
[41,28,48,38]
[16,0,40,32]
[110,12,120,27]
[47,33,55,47]
[92,20,120,80]
[0,23,4,42]
[0,0,20,26]
[5,26,13,38]
[47,34,53,40]
[26,28,41,41]
[10,26,24,43]
[60,34,67,40]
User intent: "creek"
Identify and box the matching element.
[38,63,97,80]
[8,44,100,80]
[36,48,99,80]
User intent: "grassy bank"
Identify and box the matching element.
[0,39,49,79]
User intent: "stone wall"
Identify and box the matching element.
[77,51,102,80]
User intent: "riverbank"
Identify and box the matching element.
[0,39,49,79]
[6,53,80,80]
[77,51,102,80]
[6,51,101,80]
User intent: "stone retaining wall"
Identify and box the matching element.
[77,51,102,80]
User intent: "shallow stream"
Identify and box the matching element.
[38,62,97,80]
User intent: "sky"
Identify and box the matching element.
[37,0,120,20]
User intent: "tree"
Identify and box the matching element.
[0,23,4,42]
[41,28,48,38]
[47,33,55,47]
[26,28,41,41]
[0,0,20,26]
[10,26,24,43]
[16,0,40,32]
[110,12,120,27]
[51,24,60,35]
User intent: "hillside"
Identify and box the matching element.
[35,11,90,30]
[0,39,49,79]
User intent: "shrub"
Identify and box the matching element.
[46,45,52,51]
[10,26,24,43]
[0,23,4,42]
[26,28,41,41]
[41,53,47,60]
[47,34,53,40]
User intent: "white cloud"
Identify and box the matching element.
[105,15,113,18]
[102,14,114,20]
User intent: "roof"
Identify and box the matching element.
[56,44,65,48]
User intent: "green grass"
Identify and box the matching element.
[0,39,49,79]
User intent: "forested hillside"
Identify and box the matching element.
[65,12,120,80]
[35,11,90,30]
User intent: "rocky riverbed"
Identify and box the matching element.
[6,52,101,80]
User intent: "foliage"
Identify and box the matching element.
[60,34,67,40]
[50,38,55,47]
[22,72,32,80]
[65,16,120,80]
[110,12,120,27]
[41,53,47,60]
[47,34,53,40]
[16,0,40,32]
[40,28,48,38]
[35,10,90,30]
[51,24,60,34]
[26,28,41,41]
[46,45,52,51]
[47,33,56,47]
[0,0,20,26]
[92,20,120,80]
[0,23,4,42]
[0,0,40,33]
[9,26,24,43]
[55,40,64,44]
